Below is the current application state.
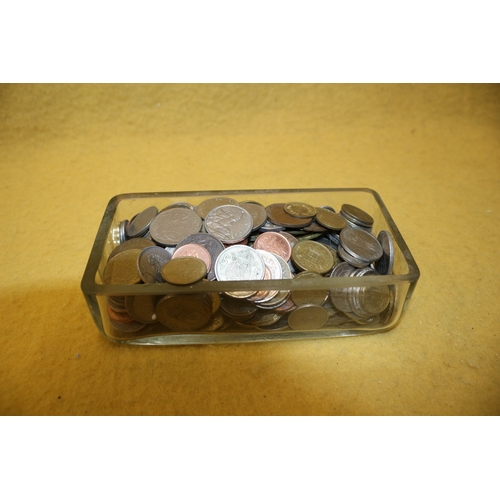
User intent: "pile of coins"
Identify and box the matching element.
[102,197,396,334]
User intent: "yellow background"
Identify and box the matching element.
[1,84,499,415]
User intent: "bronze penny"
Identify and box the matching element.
[161,256,207,285]
[253,232,292,261]
[315,207,348,231]
[155,294,212,331]
[103,249,142,284]
[265,203,312,229]
[284,202,317,218]
[172,243,212,271]
[125,295,159,324]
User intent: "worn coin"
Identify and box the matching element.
[205,205,253,244]
[374,230,395,275]
[155,294,213,331]
[196,197,239,219]
[103,249,143,284]
[349,267,390,317]
[288,304,329,330]
[137,246,172,283]
[284,202,317,218]
[291,240,335,274]
[149,208,202,246]
[337,244,368,268]
[108,237,156,261]
[126,206,158,238]
[253,231,292,261]
[315,207,348,231]
[339,228,383,263]
[240,202,268,231]
[172,243,212,272]
[220,295,258,319]
[125,295,159,324]
[161,256,207,285]
[340,204,374,228]
[266,203,313,229]
[291,271,329,306]
[329,262,356,312]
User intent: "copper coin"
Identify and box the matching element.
[106,303,134,323]
[196,197,240,219]
[265,203,312,228]
[172,243,212,271]
[253,232,292,261]
[103,249,142,284]
[125,295,159,324]
[161,256,207,285]
[149,208,202,246]
[155,294,213,331]
[284,202,317,218]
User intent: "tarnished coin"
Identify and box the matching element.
[240,202,268,231]
[108,237,156,261]
[125,295,159,324]
[374,230,395,275]
[196,197,239,219]
[175,233,225,281]
[161,256,207,285]
[337,245,368,268]
[340,204,374,228]
[339,228,383,263]
[149,208,202,246]
[284,202,317,218]
[288,304,329,330]
[301,221,329,233]
[349,267,390,317]
[155,294,212,331]
[220,295,257,319]
[107,303,134,323]
[266,203,313,228]
[291,271,328,306]
[291,240,335,274]
[172,243,212,272]
[103,249,142,284]
[137,246,172,283]
[315,207,348,231]
[205,205,253,244]
[126,206,158,238]
[329,262,356,312]
[214,245,266,281]
[253,231,292,261]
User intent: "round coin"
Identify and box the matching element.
[155,294,213,331]
[126,206,158,238]
[137,246,172,283]
[240,202,268,231]
[315,207,348,231]
[215,245,266,281]
[291,271,329,306]
[149,208,202,246]
[161,256,207,285]
[125,295,159,324]
[266,203,313,228]
[284,202,317,218]
[108,237,157,261]
[253,231,292,261]
[103,249,143,284]
[339,228,383,263]
[340,204,374,228]
[196,197,240,219]
[337,244,368,268]
[374,230,395,275]
[291,240,335,274]
[329,262,356,312]
[172,243,212,272]
[288,304,329,330]
[205,205,253,244]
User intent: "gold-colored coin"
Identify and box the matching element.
[195,196,239,219]
[103,249,142,284]
[155,294,213,331]
[291,240,335,274]
[161,256,207,285]
[265,203,313,228]
[284,202,317,218]
[291,272,329,306]
[315,207,348,231]
[202,310,227,332]
[288,304,329,330]
[125,295,159,324]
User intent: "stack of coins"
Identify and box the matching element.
[103,197,396,334]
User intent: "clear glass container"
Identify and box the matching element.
[81,188,419,345]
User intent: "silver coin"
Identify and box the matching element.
[340,204,374,228]
[348,267,390,318]
[214,245,266,281]
[160,202,195,212]
[118,220,128,243]
[374,230,395,275]
[126,206,158,238]
[339,228,383,263]
[175,232,225,281]
[337,245,368,268]
[252,249,282,303]
[259,220,285,232]
[205,205,253,244]
[329,262,356,312]
[288,304,329,330]
[149,207,202,246]
[137,246,172,283]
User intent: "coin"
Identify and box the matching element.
[240,202,267,231]
[160,202,195,212]
[196,197,239,219]
[118,220,128,244]
[125,295,159,323]
[339,228,383,263]
[315,207,348,231]
[374,230,395,275]
[291,240,335,274]
[291,271,329,306]
[205,205,253,244]
[149,208,202,246]
[109,317,146,333]
[253,231,292,261]
[161,256,207,285]
[214,245,266,281]
[266,203,313,228]
[337,244,368,268]
[172,243,212,272]
[278,231,299,248]
[126,206,158,238]
[340,204,374,228]
[259,220,286,232]
[329,262,356,312]
[103,249,142,284]
[348,267,390,317]
[288,304,329,330]
[155,294,213,331]
[108,237,157,261]
[175,233,225,281]
[137,246,172,283]
[220,295,258,319]
[284,202,317,218]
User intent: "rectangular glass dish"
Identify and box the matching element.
[81,188,419,345]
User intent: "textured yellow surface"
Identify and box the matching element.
[1,84,499,415]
